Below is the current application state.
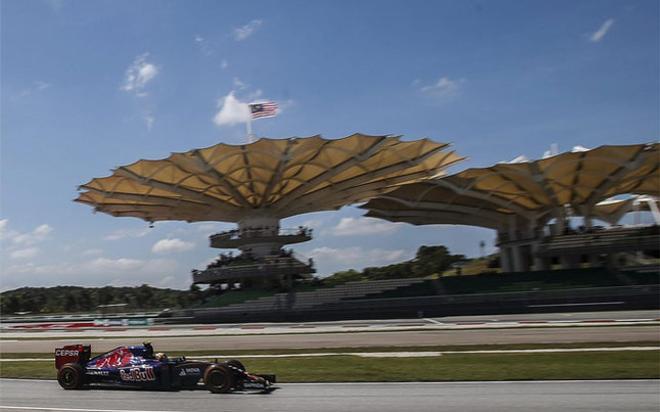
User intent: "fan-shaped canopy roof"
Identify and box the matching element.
[76,134,463,222]
[363,143,659,229]
[592,195,660,224]
[454,143,659,210]
[363,181,520,229]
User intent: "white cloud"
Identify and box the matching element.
[189,222,234,237]
[572,145,590,152]
[195,223,221,233]
[152,238,195,254]
[419,76,465,97]
[34,81,50,91]
[247,89,263,101]
[502,155,529,164]
[308,246,408,268]
[8,224,53,246]
[156,275,177,289]
[0,219,53,246]
[194,35,213,56]
[86,257,144,271]
[233,77,247,90]
[17,80,51,98]
[0,219,8,237]
[145,114,155,131]
[301,219,324,230]
[331,217,402,236]
[2,257,180,289]
[221,59,229,69]
[122,53,159,94]
[104,227,151,241]
[276,99,295,114]
[212,92,251,126]
[10,247,39,260]
[120,54,159,130]
[82,248,103,256]
[589,19,615,43]
[233,19,263,41]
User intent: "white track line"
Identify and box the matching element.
[0,407,184,412]
[3,319,659,339]
[189,346,660,358]
[2,346,658,361]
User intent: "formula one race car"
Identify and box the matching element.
[55,342,276,393]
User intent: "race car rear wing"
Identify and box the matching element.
[55,344,91,370]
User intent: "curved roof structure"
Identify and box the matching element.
[76,134,463,222]
[592,195,660,224]
[362,143,660,230]
[363,182,518,229]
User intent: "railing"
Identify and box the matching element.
[192,256,315,283]
[210,227,313,242]
[536,227,660,256]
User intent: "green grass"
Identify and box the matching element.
[439,258,495,277]
[245,351,660,382]
[2,348,658,382]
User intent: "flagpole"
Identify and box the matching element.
[246,105,255,143]
[245,119,252,143]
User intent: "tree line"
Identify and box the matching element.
[0,285,197,315]
[322,245,466,285]
[1,245,466,314]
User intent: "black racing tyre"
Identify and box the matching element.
[226,359,246,373]
[57,363,85,390]
[204,365,235,393]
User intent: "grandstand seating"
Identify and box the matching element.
[194,266,660,315]
[207,277,426,313]
[537,226,660,256]
[164,266,660,322]
[347,266,660,300]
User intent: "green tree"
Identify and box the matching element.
[78,290,93,311]
[2,295,21,314]
[136,284,154,308]
[63,293,77,312]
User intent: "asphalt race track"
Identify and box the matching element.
[2,325,658,353]
[0,378,658,412]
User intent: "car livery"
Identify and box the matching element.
[55,343,276,393]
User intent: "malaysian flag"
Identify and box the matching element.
[249,101,278,119]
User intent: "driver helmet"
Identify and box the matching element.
[143,341,154,358]
[155,352,168,361]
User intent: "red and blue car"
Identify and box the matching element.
[55,342,276,393]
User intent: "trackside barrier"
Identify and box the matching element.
[162,284,660,324]
[93,318,154,327]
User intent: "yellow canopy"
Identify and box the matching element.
[76,134,463,222]
[362,143,659,229]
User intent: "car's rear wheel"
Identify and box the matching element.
[204,365,235,393]
[57,364,84,390]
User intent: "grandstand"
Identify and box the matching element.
[76,134,462,288]
[166,266,659,323]
[363,143,660,273]
[536,225,660,258]
[212,277,425,312]
[77,139,660,322]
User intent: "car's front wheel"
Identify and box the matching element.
[57,364,85,390]
[204,365,235,393]
[226,359,246,373]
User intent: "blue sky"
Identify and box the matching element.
[1,0,658,290]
